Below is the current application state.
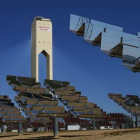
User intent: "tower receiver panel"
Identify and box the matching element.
[31,17,53,82]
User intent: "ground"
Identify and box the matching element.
[1,128,140,140]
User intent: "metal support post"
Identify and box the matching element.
[122,124,124,129]
[18,122,22,135]
[54,117,59,137]
[135,116,138,128]
[1,125,4,133]
[92,119,95,130]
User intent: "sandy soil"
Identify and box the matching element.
[1,128,140,140]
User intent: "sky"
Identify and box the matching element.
[0,0,140,114]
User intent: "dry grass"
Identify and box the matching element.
[0,128,140,140]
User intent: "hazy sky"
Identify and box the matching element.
[0,0,140,114]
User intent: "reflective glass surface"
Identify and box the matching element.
[70,14,140,72]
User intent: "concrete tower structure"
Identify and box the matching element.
[31,17,53,82]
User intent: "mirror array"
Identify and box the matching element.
[0,95,31,132]
[44,79,105,118]
[7,75,67,130]
[7,75,106,130]
[109,93,140,116]
[70,14,140,72]
[0,95,25,123]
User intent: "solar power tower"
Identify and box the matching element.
[70,14,140,72]
[31,17,53,82]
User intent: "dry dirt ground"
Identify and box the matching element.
[1,128,140,140]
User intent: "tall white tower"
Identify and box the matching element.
[31,17,53,82]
